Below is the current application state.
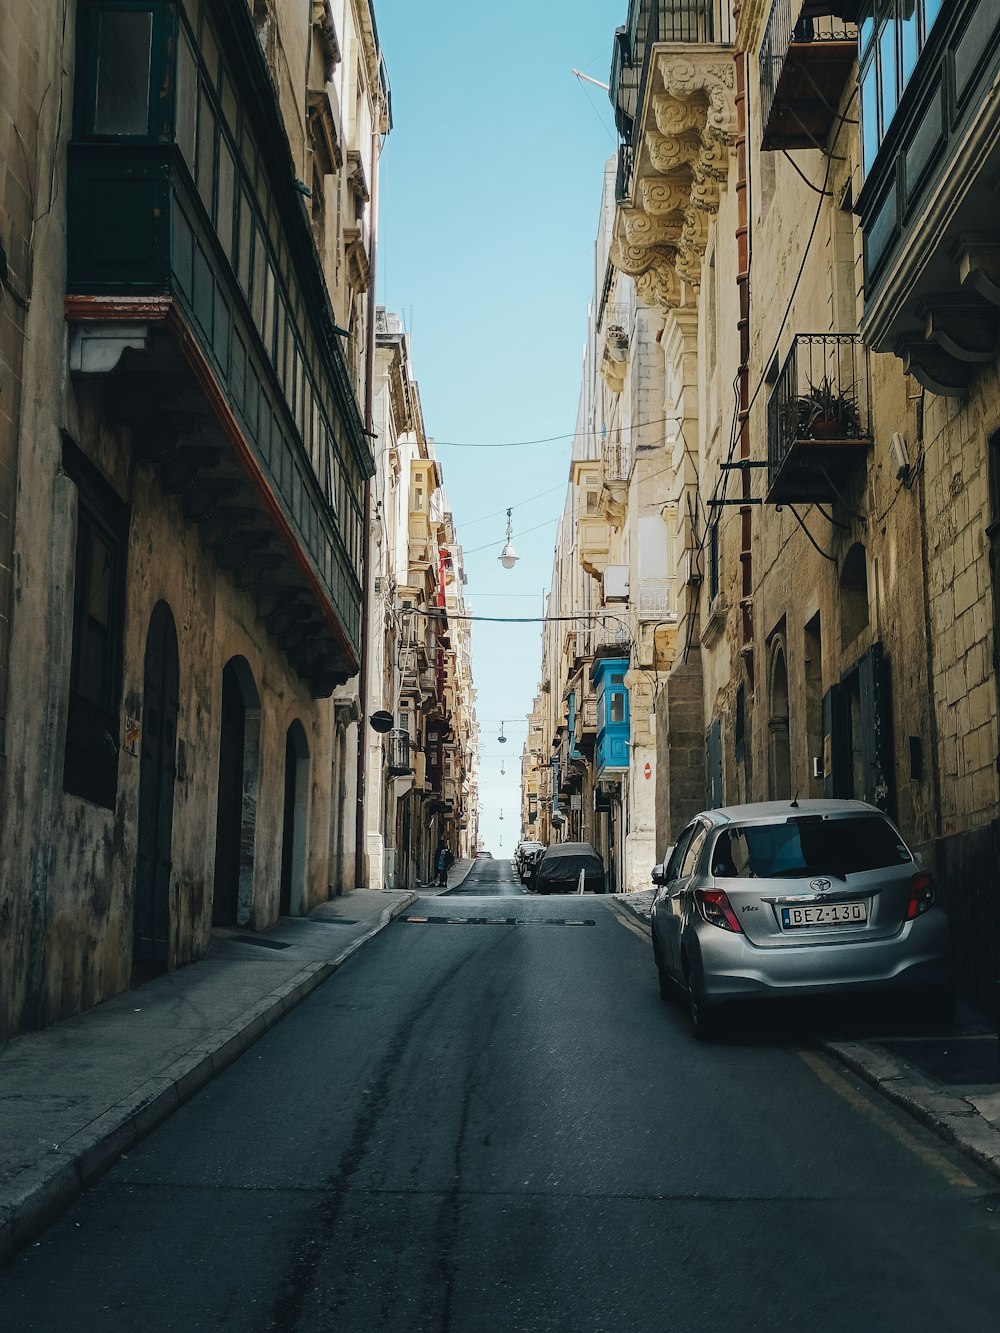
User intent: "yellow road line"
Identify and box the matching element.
[608,903,652,943]
[797,1048,978,1191]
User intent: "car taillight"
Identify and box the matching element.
[695,888,743,933]
[905,872,935,920]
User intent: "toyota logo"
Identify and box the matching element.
[810,878,832,893]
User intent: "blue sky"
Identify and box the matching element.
[375,0,624,855]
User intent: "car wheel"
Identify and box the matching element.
[685,961,720,1041]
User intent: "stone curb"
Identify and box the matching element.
[817,1037,1000,1185]
[0,890,417,1266]
[609,893,653,928]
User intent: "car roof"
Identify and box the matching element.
[540,841,600,857]
[694,799,886,829]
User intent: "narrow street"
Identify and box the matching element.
[2,858,999,1332]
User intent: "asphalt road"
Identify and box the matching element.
[2,858,999,1331]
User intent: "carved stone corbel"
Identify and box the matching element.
[895,336,972,397]
[610,48,737,313]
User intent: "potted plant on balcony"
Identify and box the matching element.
[788,375,862,440]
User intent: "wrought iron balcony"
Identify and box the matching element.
[766,334,872,505]
[760,1,857,151]
[387,729,412,776]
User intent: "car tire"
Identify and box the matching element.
[685,962,720,1041]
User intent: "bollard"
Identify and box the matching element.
[577,867,586,894]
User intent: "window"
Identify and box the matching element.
[680,825,708,878]
[665,827,694,880]
[62,438,127,809]
[858,0,949,178]
[93,10,153,135]
[708,521,720,601]
[710,814,911,879]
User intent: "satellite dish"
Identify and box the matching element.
[368,710,394,733]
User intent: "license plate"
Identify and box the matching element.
[781,902,867,928]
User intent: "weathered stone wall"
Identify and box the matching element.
[654,650,705,856]
[0,0,371,1036]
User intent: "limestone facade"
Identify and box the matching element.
[0,0,390,1036]
[578,0,1000,1001]
[365,310,478,889]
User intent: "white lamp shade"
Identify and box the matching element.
[499,542,518,569]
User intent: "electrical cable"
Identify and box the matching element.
[434,416,674,448]
[787,505,837,561]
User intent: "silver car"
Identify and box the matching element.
[650,800,954,1039]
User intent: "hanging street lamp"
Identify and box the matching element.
[499,507,518,570]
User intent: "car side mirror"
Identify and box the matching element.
[651,864,667,886]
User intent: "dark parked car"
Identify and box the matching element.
[534,842,606,895]
[515,840,545,882]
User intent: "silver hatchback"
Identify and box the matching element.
[649,800,954,1039]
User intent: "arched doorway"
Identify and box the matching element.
[212,657,260,926]
[280,720,310,915]
[768,641,792,800]
[134,601,179,978]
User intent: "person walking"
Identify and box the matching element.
[434,842,454,888]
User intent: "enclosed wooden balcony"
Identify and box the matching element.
[387,729,413,777]
[65,0,371,696]
[760,1,857,151]
[765,334,872,505]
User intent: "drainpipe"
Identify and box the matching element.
[734,41,754,692]
[355,119,381,891]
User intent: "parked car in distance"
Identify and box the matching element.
[515,840,545,882]
[534,842,606,895]
[649,800,954,1040]
[476,849,493,859]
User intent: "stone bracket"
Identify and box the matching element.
[610,48,736,313]
[895,336,973,397]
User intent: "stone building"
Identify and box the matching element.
[592,0,1000,1002]
[0,0,389,1036]
[524,158,679,893]
[364,310,479,889]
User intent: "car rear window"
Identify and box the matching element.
[710,815,912,879]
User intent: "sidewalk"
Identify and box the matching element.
[0,856,478,1264]
[611,890,1000,1182]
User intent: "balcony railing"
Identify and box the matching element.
[635,577,675,619]
[760,0,857,152]
[614,1,736,201]
[603,437,630,484]
[766,334,872,505]
[387,729,412,776]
